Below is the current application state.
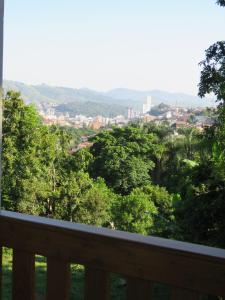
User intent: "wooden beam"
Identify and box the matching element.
[171,287,201,300]
[84,267,109,300]
[46,258,70,300]
[12,249,35,300]
[0,211,225,296]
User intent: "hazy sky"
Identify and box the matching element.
[3,0,225,94]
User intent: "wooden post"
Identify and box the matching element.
[85,267,109,300]
[12,250,35,300]
[46,258,70,300]
[127,277,153,300]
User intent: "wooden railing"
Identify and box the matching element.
[0,210,225,300]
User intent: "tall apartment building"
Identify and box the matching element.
[143,96,152,114]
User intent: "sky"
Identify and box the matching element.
[3,0,225,95]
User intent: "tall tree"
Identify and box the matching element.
[2,91,113,228]
[2,91,46,211]
[175,0,225,247]
[216,0,225,6]
[90,126,156,194]
[199,41,225,104]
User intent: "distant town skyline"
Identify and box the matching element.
[3,0,225,95]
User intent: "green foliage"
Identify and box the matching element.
[2,91,52,211]
[54,174,112,226]
[2,0,225,252]
[2,92,111,228]
[138,185,175,237]
[56,101,127,118]
[199,41,225,103]
[176,181,225,247]
[71,148,93,172]
[150,103,171,116]
[90,126,156,194]
[216,0,225,6]
[73,178,113,226]
[112,189,157,235]
[111,183,174,236]
[5,87,225,249]
[177,1,225,247]
[198,13,225,174]
[4,80,129,117]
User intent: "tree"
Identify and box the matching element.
[2,91,47,211]
[73,177,113,226]
[71,148,93,172]
[175,3,225,245]
[112,190,157,235]
[2,91,118,229]
[176,180,225,247]
[138,185,175,238]
[216,0,225,6]
[198,23,225,181]
[111,183,175,237]
[198,41,225,103]
[90,126,156,194]
[54,172,112,226]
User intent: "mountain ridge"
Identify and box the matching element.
[3,80,215,113]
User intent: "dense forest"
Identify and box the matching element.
[1,0,224,251]
[2,80,225,249]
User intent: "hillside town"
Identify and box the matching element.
[38,96,215,131]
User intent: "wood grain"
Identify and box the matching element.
[127,277,152,300]
[172,287,201,300]
[84,267,109,300]
[46,258,70,300]
[0,211,225,296]
[12,249,35,300]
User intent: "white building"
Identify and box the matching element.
[143,96,152,114]
[128,107,135,120]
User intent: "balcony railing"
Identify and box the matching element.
[0,210,225,300]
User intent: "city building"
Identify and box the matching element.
[127,107,135,120]
[143,96,152,114]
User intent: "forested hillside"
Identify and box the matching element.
[2,0,225,252]
[55,101,127,118]
[4,80,214,111]
[2,86,225,247]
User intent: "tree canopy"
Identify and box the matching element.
[2,0,225,249]
[198,41,225,103]
[216,0,225,6]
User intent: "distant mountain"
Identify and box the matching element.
[3,80,128,117]
[106,88,215,108]
[4,80,118,105]
[3,80,215,117]
[55,102,127,118]
[3,81,54,103]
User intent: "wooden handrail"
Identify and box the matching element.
[0,210,225,299]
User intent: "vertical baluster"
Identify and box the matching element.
[46,258,70,300]
[127,277,153,300]
[84,267,109,300]
[12,249,35,300]
[172,287,201,300]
